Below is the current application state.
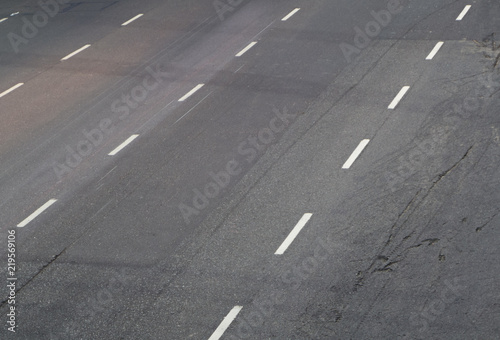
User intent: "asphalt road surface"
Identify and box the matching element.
[0,0,499,339]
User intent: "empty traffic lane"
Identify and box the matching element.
[1,0,499,339]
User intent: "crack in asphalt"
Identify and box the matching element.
[339,144,476,338]
[0,246,67,308]
[381,145,474,258]
[475,211,500,232]
[431,145,474,186]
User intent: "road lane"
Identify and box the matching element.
[0,0,499,339]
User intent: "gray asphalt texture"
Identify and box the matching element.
[0,0,499,339]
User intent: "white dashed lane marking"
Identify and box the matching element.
[121,14,143,26]
[178,84,205,102]
[174,92,212,124]
[456,5,471,21]
[61,44,91,61]
[275,213,313,255]
[342,139,370,169]
[208,306,243,340]
[108,134,139,156]
[426,42,444,60]
[0,83,24,98]
[17,199,58,228]
[388,86,410,109]
[281,8,300,21]
[235,41,257,57]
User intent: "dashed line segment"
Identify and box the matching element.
[121,14,143,26]
[0,83,24,98]
[388,86,410,109]
[235,42,257,57]
[208,306,243,340]
[342,139,370,169]
[178,84,204,102]
[17,199,58,228]
[275,213,313,255]
[61,44,91,61]
[108,134,139,156]
[281,8,300,21]
[426,42,444,60]
[456,5,471,21]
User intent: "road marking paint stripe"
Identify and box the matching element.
[426,41,444,60]
[0,18,7,23]
[456,5,471,20]
[0,83,24,98]
[175,92,212,124]
[178,84,204,102]
[388,86,410,109]
[108,134,139,156]
[121,13,143,26]
[275,213,313,255]
[235,41,257,57]
[208,306,243,340]
[281,8,300,21]
[61,44,91,61]
[342,139,370,169]
[17,199,58,228]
